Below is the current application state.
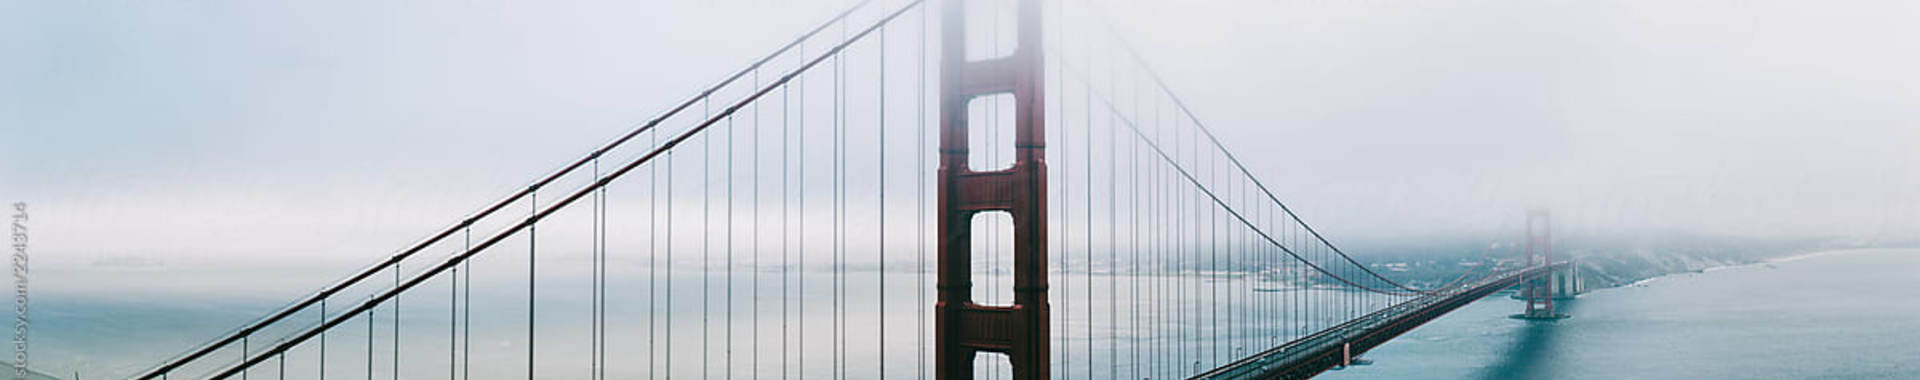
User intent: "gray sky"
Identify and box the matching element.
[5,0,1918,267]
[1105,0,1920,240]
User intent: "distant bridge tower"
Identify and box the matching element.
[934,0,1048,379]
[1553,257,1582,299]
[1520,209,1567,319]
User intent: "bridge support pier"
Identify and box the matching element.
[934,0,1048,379]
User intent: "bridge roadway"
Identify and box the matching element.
[1192,262,1570,380]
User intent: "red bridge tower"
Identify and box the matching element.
[1520,209,1567,319]
[934,0,1049,379]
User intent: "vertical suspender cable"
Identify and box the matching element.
[780,75,792,380]
[319,299,326,378]
[1106,54,1119,378]
[1179,76,1191,371]
[394,262,401,380]
[1229,145,1238,362]
[1085,25,1098,378]
[915,4,929,378]
[1136,95,1152,380]
[1166,101,1175,378]
[876,20,888,379]
[1154,94,1166,380]
[703,99,713,380]
[462,228,471,380]
[1153,94,1164,379]
[1210,139,1219,366]
[368,280,375,378]
[727,105,737,380]
[1248,156,1256,352]
[1310,213,1318,332]
[591,159,600,379]
[1169,107,1181,373]
[842,28,853,377]
[365,289,372,376]
[1224,155,1233,360]
[1051,2,1067,375]
[827,32,839,379]
[528,191,537,380]
[1188,109,1200,374]
[1071,12,1086,371]
[752,68,762,380]
[593,157,606,380]
[1300,211,1307,337]
[1128,72,1141,380]
[832,32,845,378]
[595,159,602,378]
[842,25,853,379]
[450,258,457,379]
[1266,188,1275,344]
[648,109,660,380]
[839,29,851,378]
[1235,147,1245,360]
[1181,112,1192,372]
[795,46,808,379]
[600,160,609,379]
[666,99,683,379]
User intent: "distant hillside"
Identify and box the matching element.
[1557,233,1863,288]
[1345,232,1879,290]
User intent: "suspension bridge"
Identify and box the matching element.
[135,1,1569,379]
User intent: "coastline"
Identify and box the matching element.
[1585,247,1892,294]
[1763,248,1886,264]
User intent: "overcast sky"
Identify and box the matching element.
[4,0,1917,267]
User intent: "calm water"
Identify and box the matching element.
[30,268,1382,379]
[27,249,1920,379]
[1325,248,1920,380]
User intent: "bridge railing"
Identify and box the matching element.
[1191,262,1558,380]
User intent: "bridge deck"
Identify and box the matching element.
[1192,263,1566,380]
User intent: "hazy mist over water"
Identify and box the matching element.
[1326,249,1920,379]
[4,0,1919,378]
[38,268,1390,379]
[28,249,1920,378]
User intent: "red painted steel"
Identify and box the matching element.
[1523,209,1556,318]
[935,0,1049,379]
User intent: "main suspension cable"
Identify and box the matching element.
[1073,4,1460,296]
